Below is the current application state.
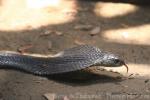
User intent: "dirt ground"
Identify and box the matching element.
[0,0,150,100]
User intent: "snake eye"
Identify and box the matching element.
[114,59,120,64]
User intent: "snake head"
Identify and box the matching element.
[102,54,124,66]
[95,54,128,73]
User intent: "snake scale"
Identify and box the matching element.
[0,45,128,75]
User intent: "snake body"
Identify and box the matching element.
[0,45,128,75]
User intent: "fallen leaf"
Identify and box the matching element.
[54,31,63,36]
[40,30,52,36]
[90,26,100,36]
[48,41,52,50]
[63,96,70,100]
[43,93,56,100]
[17,44,33,53]
[74,40,85,45]
[74,24,93,31]
[145,79,149,83]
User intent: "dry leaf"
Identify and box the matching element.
[63,96,70,100]
[54,31,63,36]
[74,40,85,45]
[90,26,100,36]
[48,41,52,49]
[74,24,93,31]
[43,93,56,100]
[17,44,33,53]
[40,30,52,36]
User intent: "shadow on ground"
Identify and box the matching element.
[47,70,124,86]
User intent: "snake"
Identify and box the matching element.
[0,45,128,75]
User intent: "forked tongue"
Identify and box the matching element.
[123,62,129,73]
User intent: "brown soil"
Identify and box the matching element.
[0,0,150,100]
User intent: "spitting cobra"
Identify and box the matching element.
[0,45,128,75]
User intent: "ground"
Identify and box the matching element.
[0,0,150,100]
